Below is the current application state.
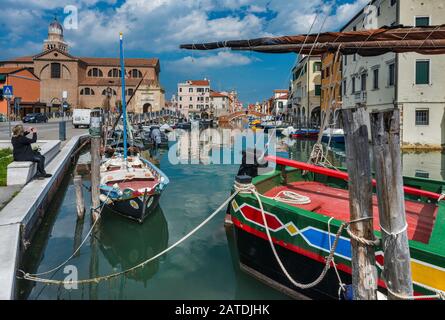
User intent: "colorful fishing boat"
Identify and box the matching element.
[99,32,169,223]
[227,156,445,300]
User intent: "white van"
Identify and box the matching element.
[73,109,92,128]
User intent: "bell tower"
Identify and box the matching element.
[43,16,69,53]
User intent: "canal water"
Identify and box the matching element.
[17,133,445,300]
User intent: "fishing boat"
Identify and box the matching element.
[227,156,445,300]
[291,129,320,139]
[99,33,169,223]
[322,128,345,144]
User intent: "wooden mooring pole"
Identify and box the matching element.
[342,107,378,300]
[74,175,85,219]
[90,112,102,222]
[370,108,413,300]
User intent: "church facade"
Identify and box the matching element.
[0,18,165,114]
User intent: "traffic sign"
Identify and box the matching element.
[3,86,13,99]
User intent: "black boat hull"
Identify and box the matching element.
[102,193,161,223]
[233,224,352,300]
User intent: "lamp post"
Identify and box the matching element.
[59,91,68,141]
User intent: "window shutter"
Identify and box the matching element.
[416,61,430,85]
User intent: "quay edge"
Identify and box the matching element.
[0,134,88,300]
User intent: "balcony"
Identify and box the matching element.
[354,91,367,103]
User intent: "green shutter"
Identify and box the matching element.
[315,85,321,96]
[415,17,430,27]
[416,61,430,85]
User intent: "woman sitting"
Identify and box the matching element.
[11,125,52,179]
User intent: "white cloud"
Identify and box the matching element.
[167,51,254,72]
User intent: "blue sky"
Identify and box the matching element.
[0,0,369,104]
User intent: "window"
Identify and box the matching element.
[51,63,61,79]
[361,73,367,91]
[80,88,95,96]
[205,88,210,92]
[326,66,330,78]
[415,16,430,27]
[344,55,348,66]
[101,88,117,96]
[353,26,357,31]
[352,76,356,93]
[415,109,429,125]
[315,85,321,96]
[127,88,134,96]
[416,60,430,85]
[189,88,193,93]
[190,97,193,101]
[108,68,121,78]
[179,104,182,109]
[353,53,356,62]
[343,79,347,96]
[373,68,379,89]
[313,62,322,72]
[179,88,182,92]
[388,63,395,86]
[128,69,143,78]
[391,0,396,6]
[377,6,381,16]
[88,68,103,77]
[179,97,182,101]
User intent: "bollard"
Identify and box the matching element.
[59,120,66,141]
[90,112,102,222]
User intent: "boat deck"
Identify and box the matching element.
[263,181,438,244]
[107,179,159,191]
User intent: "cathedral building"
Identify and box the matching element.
[0,18,165,114]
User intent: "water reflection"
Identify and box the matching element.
[98,207,169,286]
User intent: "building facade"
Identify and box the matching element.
[210,90,230,117]
[177,79,211,119]
[0,67,41,116]
[290,55,322,127]
[0,18,165,114]
[321,52,342,126]
[341,0,445,148]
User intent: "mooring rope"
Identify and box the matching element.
[18,190,241,285]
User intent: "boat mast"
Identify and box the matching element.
[119,32,128,161]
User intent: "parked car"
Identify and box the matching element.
[72,109,92,128]
[23,113,48,123]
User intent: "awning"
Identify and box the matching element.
[180,25,445,56]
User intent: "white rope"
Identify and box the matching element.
[19,190,240,285]
[379,223,408,239]
[328,217,347,299]
[267,190,311,205]
[234,182,347,290]
[385,285,445,300]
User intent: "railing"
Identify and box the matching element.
[265,155,443,200]
[354,91,367,103]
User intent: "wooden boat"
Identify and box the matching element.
[291,129,320,139]
[322,128,345,144]
[99,32,169,223]
[99,154,169,223]
[227,156,445,300]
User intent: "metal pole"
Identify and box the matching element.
[7,98,11,137]
[119,32,128,161]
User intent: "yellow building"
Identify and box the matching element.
[290,55,322,127]
[321,52,342,125]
